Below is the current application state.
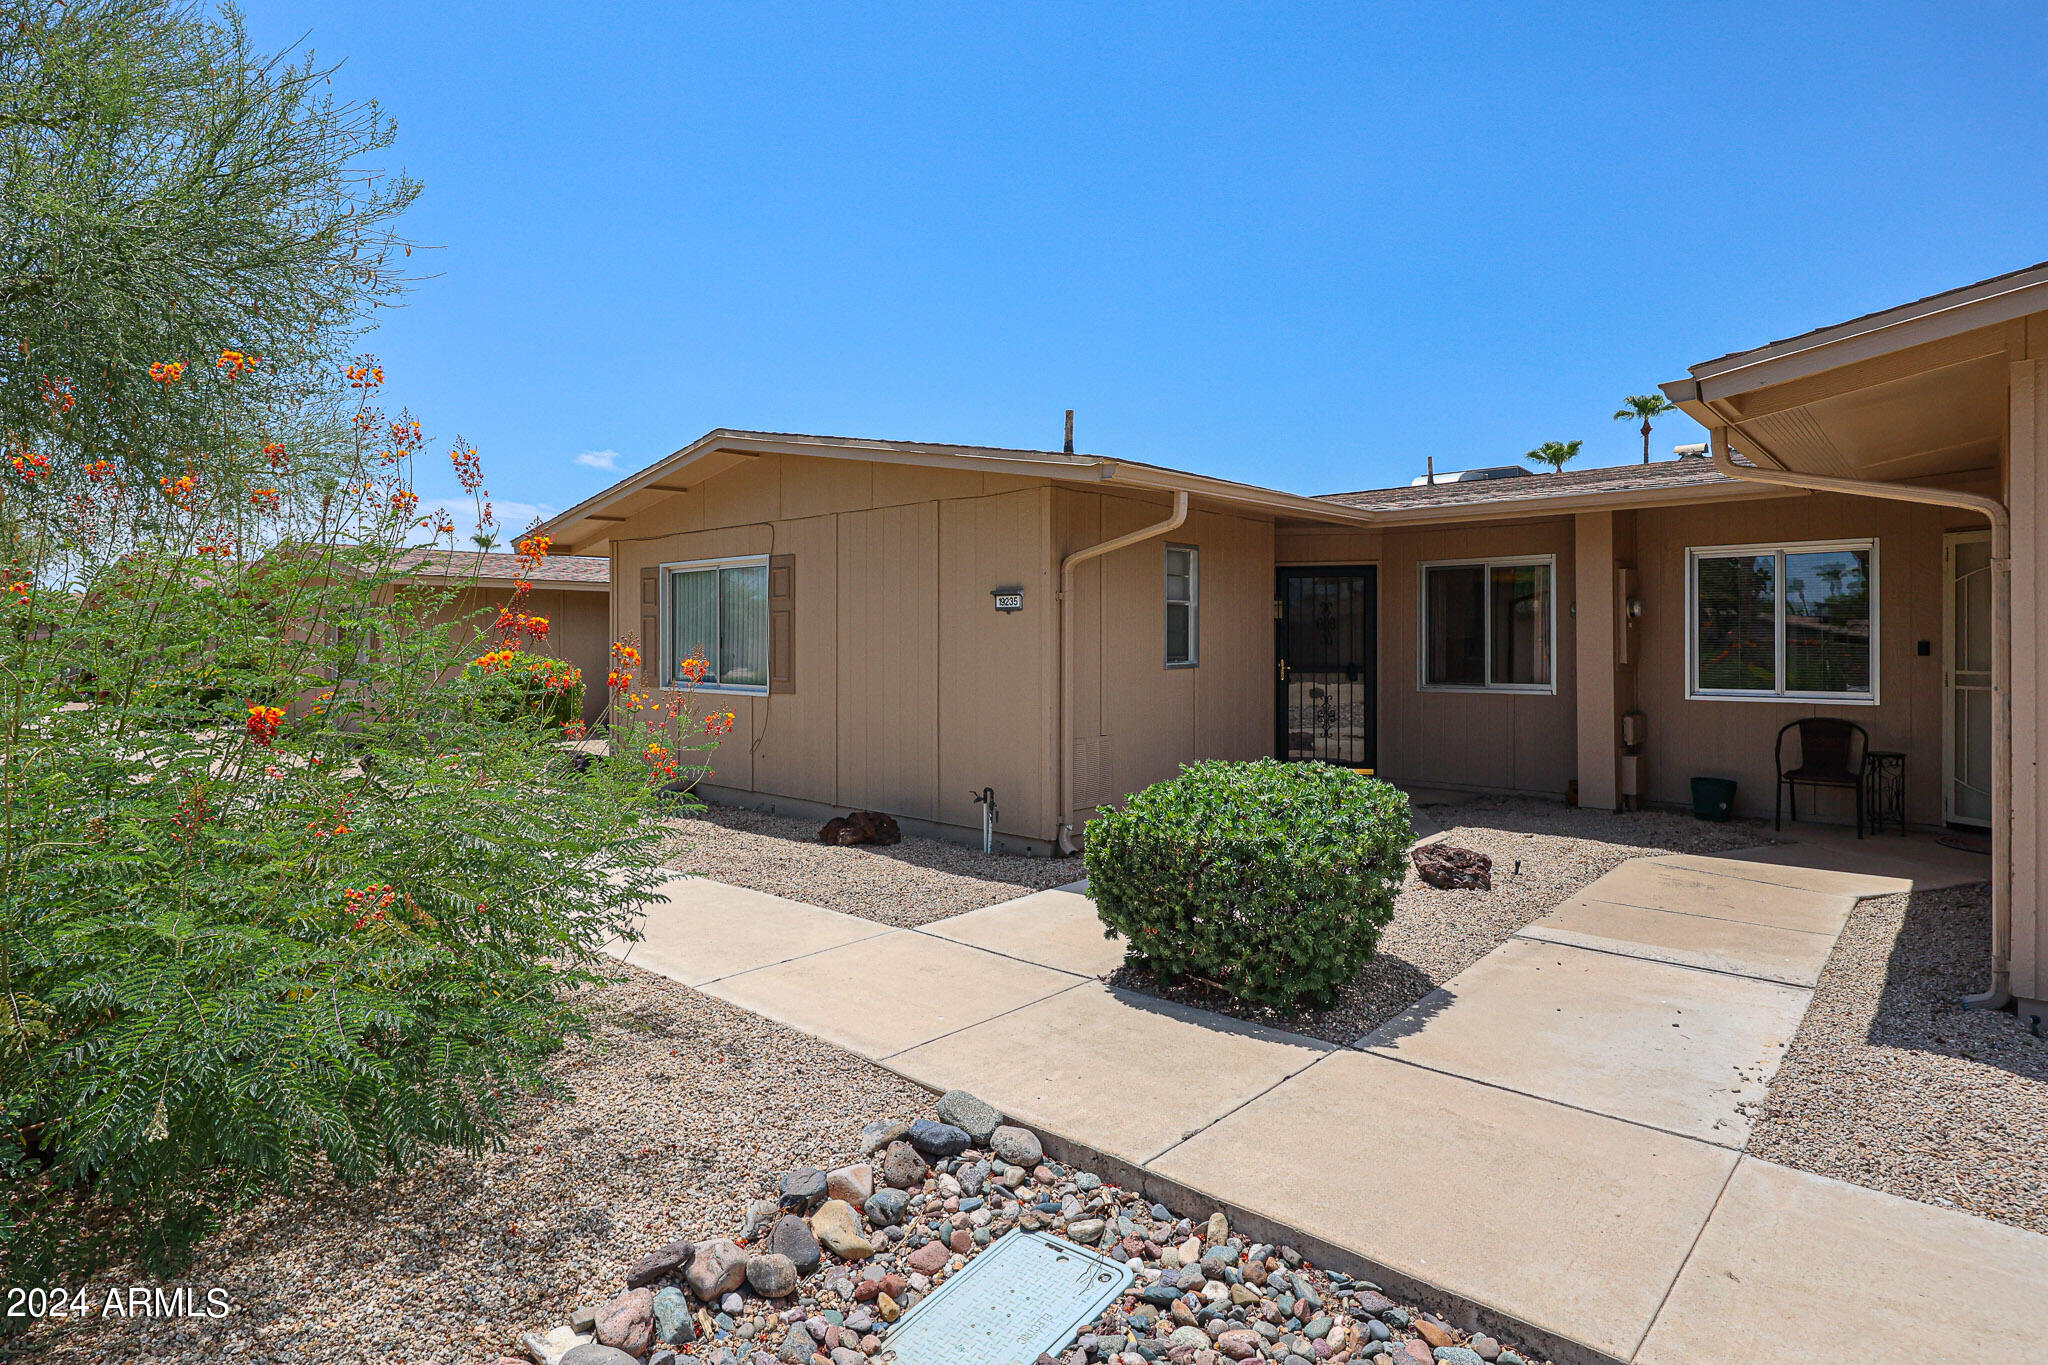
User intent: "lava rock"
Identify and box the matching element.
[819,809,901,845]
[990,1125,1043,1167]
[935,1089,1004,1144]
[1411,842,1493,890]
[906,1118,970,1159]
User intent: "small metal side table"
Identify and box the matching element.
[1866,750,1907,836]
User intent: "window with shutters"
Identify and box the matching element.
[661,554,771,693]
[1687,538,1876,702]
[1417,555,1555,693]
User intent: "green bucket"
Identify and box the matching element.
[1691,777,1737,822]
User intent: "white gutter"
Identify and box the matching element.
[1709,430,2014,1008]
[1056,490,1189,855]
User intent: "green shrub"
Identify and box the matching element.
[1083,759,1411,1008]
[462,647,585,728]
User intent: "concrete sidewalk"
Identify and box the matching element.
[609,855,2047,1363]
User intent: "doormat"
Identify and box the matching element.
[880,1229,1134,1364]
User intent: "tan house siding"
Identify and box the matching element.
[1630,490,1970,826]
[1055,489,1275,824]
[604,452,1061,845]
[1277,517,1578,796]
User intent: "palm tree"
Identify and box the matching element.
[1525,439,1583,473]
[1614,393,1676,464]
[470,531,499,551]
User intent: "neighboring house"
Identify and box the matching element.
[536,259,2048,1021]
[392,549,611,725]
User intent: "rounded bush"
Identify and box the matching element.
[1083,758,1411,1008]
[462,649,584,728]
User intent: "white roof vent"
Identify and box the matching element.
[1411,465,1532,487]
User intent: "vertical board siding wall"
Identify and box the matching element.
[1054,489,1275,827]
[604,453,1060,842]
[1632,490,1968,826]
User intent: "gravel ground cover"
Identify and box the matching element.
[1747,881,2048,1235]
[26,964,934,1365]
[1108,797,1771,1045]
[23,962,1557,1365]
[660,804,1082,928]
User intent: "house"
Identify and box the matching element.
[535,259,2048,1022]
[392,548,611,725]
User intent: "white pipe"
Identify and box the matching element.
[1710,433,2013,1007]
[1056,490,1189,854]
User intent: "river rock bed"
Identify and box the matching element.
[503,1092,1549,1365]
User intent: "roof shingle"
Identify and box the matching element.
[1318,458,1738,512]
[394,548,609,586]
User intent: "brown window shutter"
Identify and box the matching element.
[639,565,660,684]
[769,553,795,694]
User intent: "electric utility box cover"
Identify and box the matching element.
[879,1229,1134,1364]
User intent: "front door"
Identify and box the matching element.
[1944,530,1993,827]
[1276,566,1377,769]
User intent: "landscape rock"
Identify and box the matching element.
[863,1187,910,1226]
[778,1167,828,1211]
[625,1236,694,1289]
[935,1089,1004,1144]
[990,1124,1043,1167]
[1411,842,1493,890]
[819,809,901,846]
[684,1238,750,1301]
[810,1199,876,1259]
[906,1118,970,1158]
[826,1162,874,1205]
[594,1288,654,1356]
[520,1326,590,1365]
[747,1252,801,1298]
[766,1213,823,1274]
[1432,1349,1486,1365]
[857,1118,909,1155]
[560,1346,639,1365]
[905,1239,951,1275]
[881,1139,929,1188]
[650,1286,696,1345]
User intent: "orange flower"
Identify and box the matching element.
[10,451,49,481]
[8,580,30,607]
[703,710,737,737]
[39,377,75,412]
[251,487,281,512]
[148,361,185,384]
[390,489,418,515]
[346,356,384,389]
[245,704,284,747]
[158,473,196,506]
[610,642,641,668]
[605,669,630,691]
[215,349,257,376]
[679,655,708,684]
[450,445,484,492]
[261,442,288,469]
[83,459,114,481]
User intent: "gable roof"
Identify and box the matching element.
[1318,454,1787,523]
[536,428,1378,551]
[393,548,609,589]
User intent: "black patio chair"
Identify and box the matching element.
[1775,718,1870,838]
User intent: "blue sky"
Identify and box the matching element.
[241,1,2048,532]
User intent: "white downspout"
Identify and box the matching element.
[1056,490,1189,855]
[1709,431,2014,1008]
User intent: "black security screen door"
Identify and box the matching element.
[1276,567,1377,769]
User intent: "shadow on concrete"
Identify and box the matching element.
[1351,982,1459,1049]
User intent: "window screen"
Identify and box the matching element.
[670,559,770,689]
[1423,559,1551,690]
[1692,542,1874,699]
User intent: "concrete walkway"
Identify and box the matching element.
[609,848,2046,1364]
